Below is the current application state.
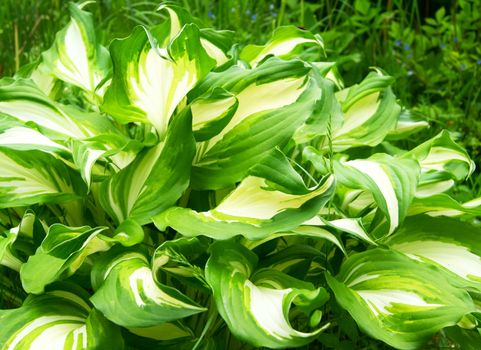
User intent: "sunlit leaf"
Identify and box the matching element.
[206,241,329,348]
[41,3,111,98]
[326,248,475,350]
[0,284,122,349]
[155,150,335,240]
[90,247,206,328]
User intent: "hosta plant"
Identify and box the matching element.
[1,3,481,349]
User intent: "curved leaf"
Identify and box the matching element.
[90,247,206,328]
[334,154,420,236]
[387,215,481,291]
[0,210,37,271]
[190,58,322,189]
[240,26,323,67]
[41,3,111,98]
[326,248,475,350]
[158,4,232,66]
[0,284,122,349]
[332,71,401,151]
[386,110,429,141]
[155,150,335,240]
[0,149,84,208]
[102,23,215,138]
[99,109,195,225]
[205,241,329,349]
[20,224,111,294]
[408,194,481,218]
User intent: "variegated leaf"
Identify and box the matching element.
[41,3,111,99]
[190,87,238,142]
[408,194,481,218]
[152,237,209,288]
[155,150,335,240]
[387,215,481,291]
[303,216,377,245]
[332,71,401,151]
[205,241,329,349]
[90,247,206,328]
[334,154,420,236]
[190,58,324,189]
[99,109,195,225]
[20,224,112,294]
[0,126,69,153]
[0,284,122,349]
[0,210,38,272]
[102,23,215,138]
[404,130,475,197]
[0,79,135,186]
[0,149,84,209]
[243,226,347,256]
[158,3,233,66]
[0,78,122,141]
[386,110,429,141]
[240,26,323,67]
[326,248,475,350]
[293,67,343,144]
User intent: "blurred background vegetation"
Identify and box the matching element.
[0,0,480,198]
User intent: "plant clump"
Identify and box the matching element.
[1,3,481,349]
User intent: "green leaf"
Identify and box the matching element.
[326,248,475,350]
[110,219,145,247]
[240,26,323,67]
[386,110,429,141]
[0,78,121,141]
[155,150,335,240]
[152,237,209,288]
[0,210,37,271]
[334,154,420,236]
[127,321,194,342]
[102,23,215,138]
[205,241,329,349]
[191,58,323,189]
[158,4,233,66]
[99,109,195,225]
[293,68,343,144]
[408,194,481,218]
[403,130,475,192]
[90,247,206,328]
[444,326,481,350]
[387,215,481,291]
[41,3,111,98]
[332,71,401,151]
[0,284,123,349]
[0,149,84,208]
[20,224,111,294]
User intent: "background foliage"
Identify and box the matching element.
[1,0,480,186]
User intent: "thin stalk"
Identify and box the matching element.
[192,301,217,350]
[300,0,304,27]
[277,0,286,28]
[14,20,19,72]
